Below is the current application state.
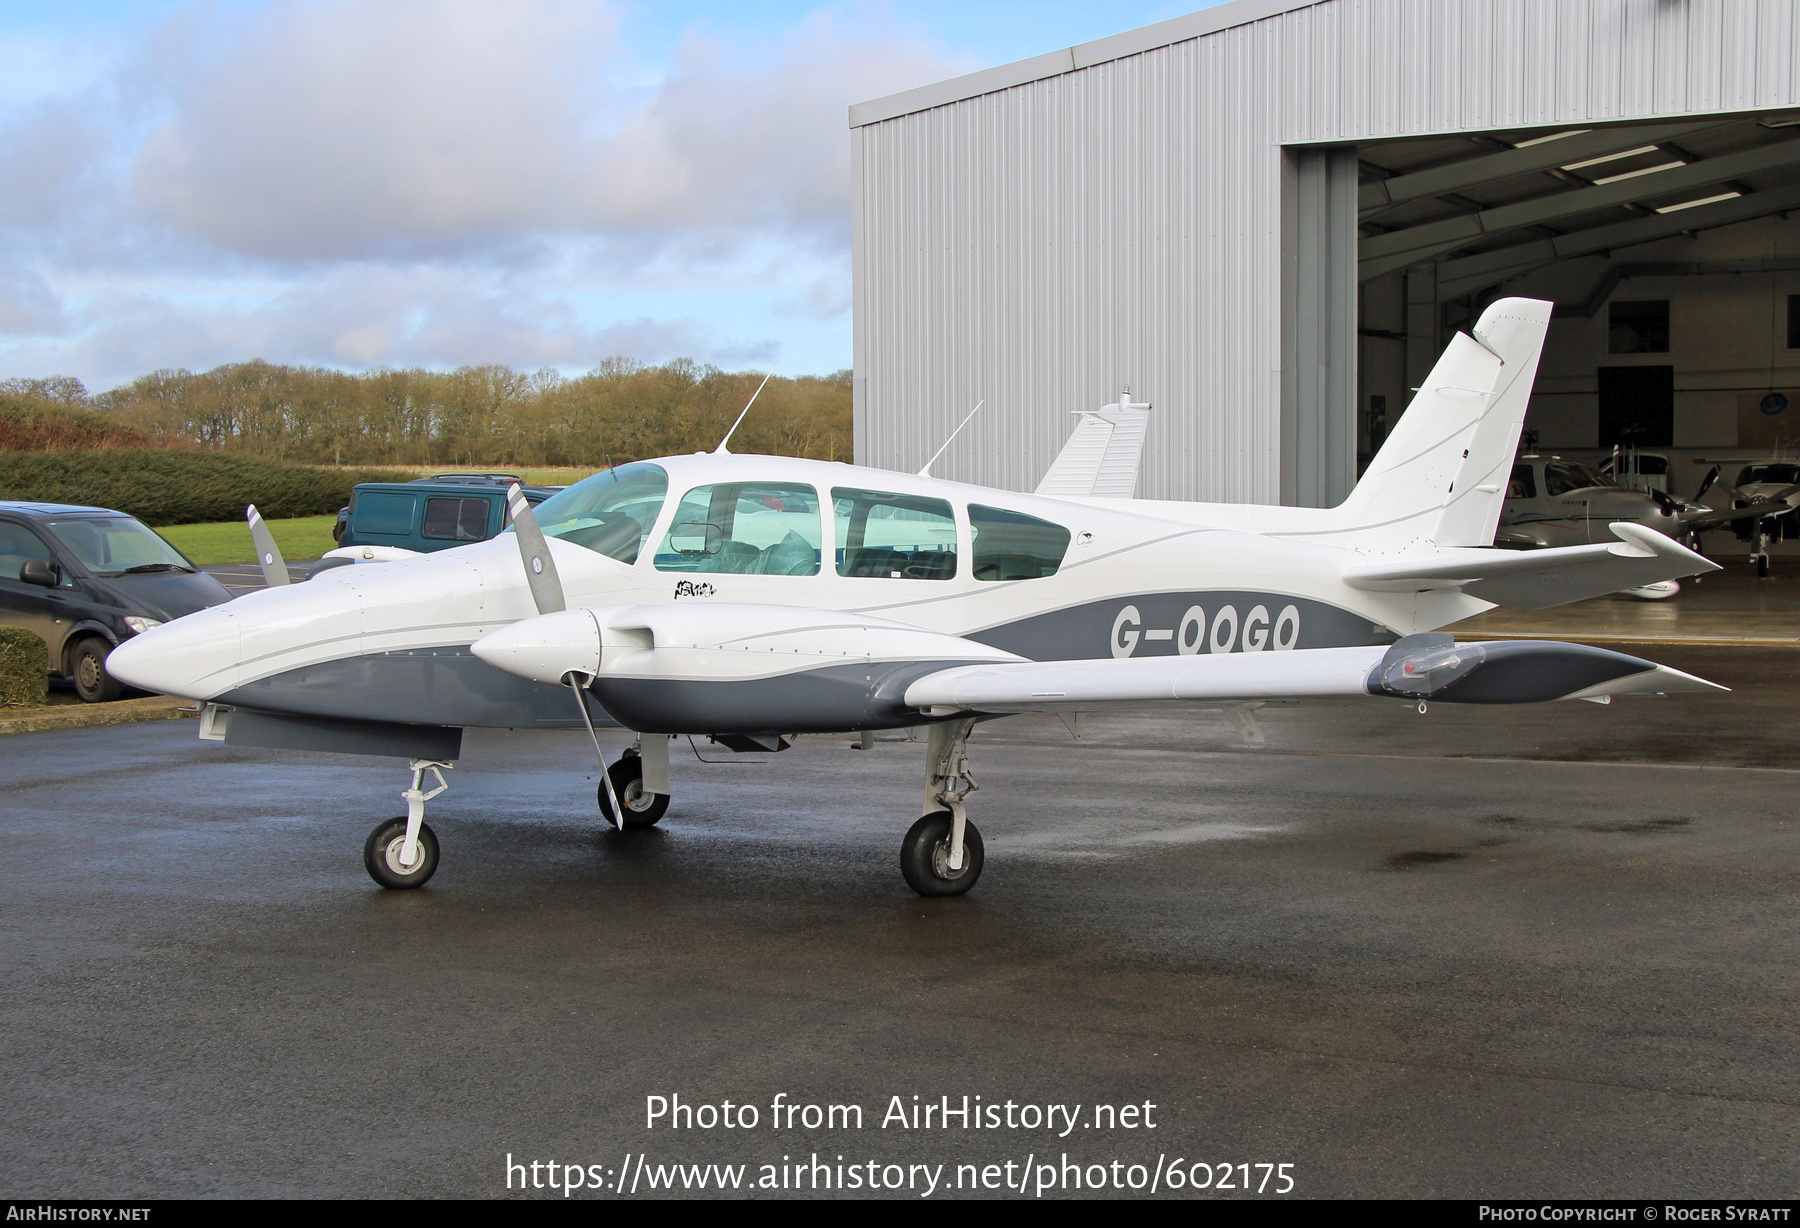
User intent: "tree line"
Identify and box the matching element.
[0,360,853,467]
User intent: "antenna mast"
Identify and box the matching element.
[917,400,984,476]
[715,371,775,454]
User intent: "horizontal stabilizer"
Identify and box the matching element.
[1341,523,1719,610]
[904,635,1724,713]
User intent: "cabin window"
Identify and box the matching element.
[527,462,667,565]
[832,488,957,579]
[422,496,490,541]
[1507,463,1536,499]
[969,504,1071,581]
[349,491,417,536]
[654,482,822,575]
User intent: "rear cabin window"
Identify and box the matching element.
[1507,463,1536,499]
[654,483,822,575]
[832,488,957,580]
[969,505,1071,581]
[351,491,417,536]
[422,496,491,541]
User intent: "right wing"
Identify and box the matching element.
[322,545,422,563]
[905,635,1723,714]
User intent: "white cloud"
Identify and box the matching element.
[0,1,964,386]
[129,0,958,261]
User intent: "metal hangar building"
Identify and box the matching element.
[848,0,1800,507]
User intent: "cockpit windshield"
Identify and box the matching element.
[1543,460,1611,497]
[520,462,667,564]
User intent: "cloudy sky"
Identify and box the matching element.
[0,0,1214,391]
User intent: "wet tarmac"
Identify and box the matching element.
[3,644,1798,1199]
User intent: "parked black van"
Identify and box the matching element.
[0,501,232,701]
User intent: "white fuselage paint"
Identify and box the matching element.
[112,453,1490,708]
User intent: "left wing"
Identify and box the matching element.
[1341,522,1717,610]
[905,634,1724,714]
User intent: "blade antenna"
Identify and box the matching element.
[918,400,984,477]
[246,504,291,587]
[714,370,774,455]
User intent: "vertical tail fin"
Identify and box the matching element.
[1335,297,1551,552]
[1035,391,1153,498]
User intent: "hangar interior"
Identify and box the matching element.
[1339,109,1800,532]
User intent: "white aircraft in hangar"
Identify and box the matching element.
[109,298,1726,898]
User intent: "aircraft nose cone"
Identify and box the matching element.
[471,609,601,686]
[105,607,241,700]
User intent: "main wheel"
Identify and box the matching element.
[363,816,439,889]
[71,637,123,703]
[598,755,668,829]
[900,811,984,897]
[1757,552,1773,578]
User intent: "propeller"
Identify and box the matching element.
[246,505,291,588]
[503,483,627,829]
[1693,465,1720,504]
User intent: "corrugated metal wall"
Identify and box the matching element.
[852,0,1800,502]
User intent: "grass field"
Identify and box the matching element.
[157,515,340,566]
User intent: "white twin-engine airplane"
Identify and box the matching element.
[109,298,1725,898]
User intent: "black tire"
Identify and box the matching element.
[363,817,439,889]
[70,637,123,703]
[900,811,984,897]
[597,755,668,829]
[1757,553,1772,578]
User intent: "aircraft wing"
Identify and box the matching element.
[1340,523,1718,610]
[905,635,1724,714]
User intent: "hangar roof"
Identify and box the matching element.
[848,0,1319,127]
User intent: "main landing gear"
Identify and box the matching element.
[597,739,671,829]
[901,718,984,897]
[363,759,450,889]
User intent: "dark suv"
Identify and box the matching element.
[332,474,560,554]
[0,501,232,701]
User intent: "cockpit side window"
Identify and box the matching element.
[832,488,957,580]
[527,462,668,565]
[654,483,822,575]
[1507,463,1536,499]
[969,504,1071,581]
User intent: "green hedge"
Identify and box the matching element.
[0,627,47,707]
[0,394,147,451]
[0,449,409,526]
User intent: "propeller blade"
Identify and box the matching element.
[506,483,566,615]
[246,505,291,587]
[1693,465,1720,503]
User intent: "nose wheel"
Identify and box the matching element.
[364,816,439,888]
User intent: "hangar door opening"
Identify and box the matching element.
[1312,111,1800,540]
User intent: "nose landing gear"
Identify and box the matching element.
[364,759,451,889]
